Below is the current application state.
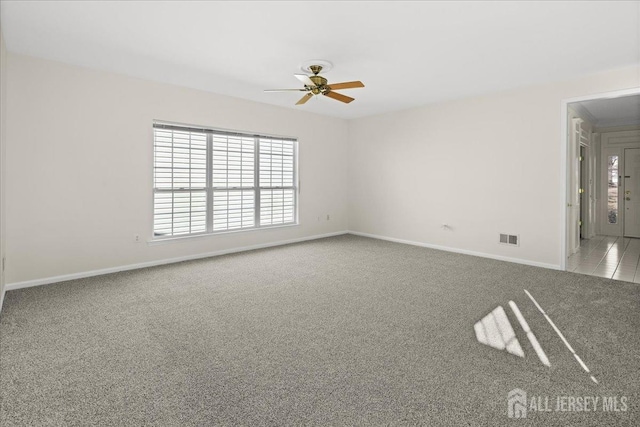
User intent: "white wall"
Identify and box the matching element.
[5,54,348,284]
[4,52,640,285]
[0,27,7,305]
[348,67,640,268]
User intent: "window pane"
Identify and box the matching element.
[154,190,206,237]
[154,129,207,190]
[260,188,295,226]
[608,155,618,224]
[259,138,295,187]
[213,189,255,231]
[154,128,207,237]
[259,137,295,227]
[212,135,255,188]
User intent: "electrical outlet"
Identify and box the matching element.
[326,214,330,221]
[134,234,140,243]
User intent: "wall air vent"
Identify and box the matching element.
[499,233,519,246]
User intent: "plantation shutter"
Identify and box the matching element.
[153,128,207,236]
[211,134,256,231]
[152,123,297,239]
[259,138,296,226]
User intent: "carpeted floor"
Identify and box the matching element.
[1,235,638,425]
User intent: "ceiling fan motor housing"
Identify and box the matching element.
[309,75,328,94]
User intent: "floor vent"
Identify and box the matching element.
[500,233,519,246]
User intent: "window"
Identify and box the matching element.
[607,155,619,224]
[153,123,297,239]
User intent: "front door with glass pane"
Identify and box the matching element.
[624,148,640,238]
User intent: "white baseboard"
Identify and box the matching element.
[4,229,561,293]
[6,231,349,291]
[0,287,5,314]
[348,230,562,271]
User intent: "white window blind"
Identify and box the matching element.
[153,124,297,239]
[259,138,296,226]
[153,129,207,236]
[212,134,255,232]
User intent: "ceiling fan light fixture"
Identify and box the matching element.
[265,60,364,105]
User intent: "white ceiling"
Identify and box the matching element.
[572,95,640,129]
[1,1,639,119]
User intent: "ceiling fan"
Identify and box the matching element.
[264,64,364,105]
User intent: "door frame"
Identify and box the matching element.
[560,87,640,271]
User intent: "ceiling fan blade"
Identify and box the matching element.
[324,91,355,104]
[327,81,365,90]
[294,74,315,87]
[264,88,307,92]
[296,93,313,105]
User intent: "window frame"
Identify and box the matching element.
[152,122,298,241]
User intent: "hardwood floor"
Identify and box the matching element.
[567,235,640,282]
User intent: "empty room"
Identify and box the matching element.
[1,1,639,425]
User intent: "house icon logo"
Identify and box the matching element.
[508,388,527,419]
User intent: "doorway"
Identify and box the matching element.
[562,89,640,275]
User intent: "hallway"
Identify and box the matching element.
[567,235,640,282]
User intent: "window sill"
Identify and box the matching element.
[147,223,300,246]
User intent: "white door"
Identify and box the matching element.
[599,131,640,236]
[624,148,640,237]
